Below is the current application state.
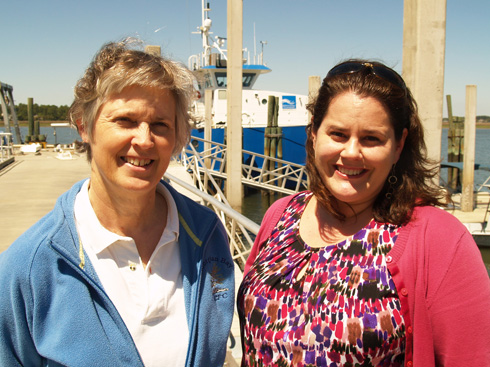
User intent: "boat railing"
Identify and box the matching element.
[0,133,14,161]
[184,136,308,195]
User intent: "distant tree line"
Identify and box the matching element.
[476,115,490,122]
[443,115,490,123]
[15,103,70,121]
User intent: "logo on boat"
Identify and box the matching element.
[282,95,297,110]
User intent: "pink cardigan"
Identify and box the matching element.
[244,194,490,367]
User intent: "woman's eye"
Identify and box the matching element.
[364,136,380,142]
[116,117,134,124]
[330,131,346,139]
[152,122,171,134]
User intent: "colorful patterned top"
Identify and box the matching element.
[238,192,406,367]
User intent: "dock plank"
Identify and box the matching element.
[0,150,91,252]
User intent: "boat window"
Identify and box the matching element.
[215,72,256,88]
[215,72,227,87]
[242,73,255,88]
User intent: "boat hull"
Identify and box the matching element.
[191,125,307,166]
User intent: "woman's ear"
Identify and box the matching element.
[395,128,408,163]
[310,116,317,148]
[76,120,89,143]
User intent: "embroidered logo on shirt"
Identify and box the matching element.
[210,262,229,301]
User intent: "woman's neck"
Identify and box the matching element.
[300,196,374,248]
[87,180,168,265]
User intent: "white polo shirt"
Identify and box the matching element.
[74,179,188,366]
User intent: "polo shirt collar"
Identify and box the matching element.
[75,179,179,255]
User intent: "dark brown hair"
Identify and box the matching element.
[306,59,449,225]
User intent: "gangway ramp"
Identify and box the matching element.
[183,136,308,195]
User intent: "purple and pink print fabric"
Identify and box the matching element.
[238,192,406,366]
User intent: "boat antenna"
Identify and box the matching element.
[254,23,256,64]
[260,40,267,65]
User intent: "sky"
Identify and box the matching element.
[1,0,489,118]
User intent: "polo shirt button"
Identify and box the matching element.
[407,361,413,367]
[386,255,393,263]
[407,326,413,334]
[401,288,408,296]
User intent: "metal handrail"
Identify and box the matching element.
[0,133,13,161]
[184,136,308,195]
[164,162,259,266]
[164,172,260,235]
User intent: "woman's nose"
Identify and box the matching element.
[341,139,362,159]
[133,123,154,148]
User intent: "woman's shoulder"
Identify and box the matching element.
[261,192,309,224]
[266,191,310,213]
[411,205,468,228]
[400,205,474,250]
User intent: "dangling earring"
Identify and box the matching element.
[385,165,398,200]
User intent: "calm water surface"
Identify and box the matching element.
[2,126,81,146]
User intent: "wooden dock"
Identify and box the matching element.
[0,150,91,252]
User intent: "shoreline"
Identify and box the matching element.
[11,121,490,129]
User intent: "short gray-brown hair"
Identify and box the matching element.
[69,38,195,161]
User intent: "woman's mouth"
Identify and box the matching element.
[336,165,366,176]
[123,157,153,167]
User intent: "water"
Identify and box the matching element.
[1,126,81,146]
[440,128,490,190]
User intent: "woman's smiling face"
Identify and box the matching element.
[79,85,176,197]
[312,91,407,213]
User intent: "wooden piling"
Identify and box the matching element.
[263,96,275,194]
[269,97,278,173]
[225,0,243,209]
[27,98,34,140]
[446,95,464,190]
[461,85,477,212]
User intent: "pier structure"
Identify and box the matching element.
[0,82,22,144]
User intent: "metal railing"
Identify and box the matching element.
[165,160,260,267]
[0,133,13,161]
[184,136,308,194]
[165,136,308,265]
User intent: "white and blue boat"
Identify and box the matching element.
[188,0,309,166]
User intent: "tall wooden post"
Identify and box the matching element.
[402,0,447,166]
[461,85,477,212]
[307,76,321,187]
[204,89,213,169]
[308,76,321,124]
[27,98,34,140]
[446,95,464,190]
[226,0,243,209]
[264,95,275,192]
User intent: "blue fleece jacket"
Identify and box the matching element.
[0,179,234,367]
